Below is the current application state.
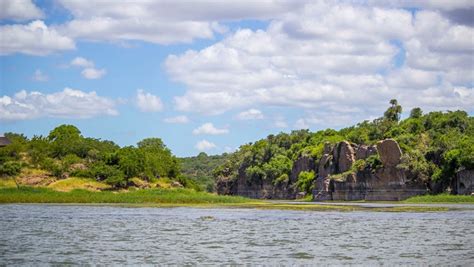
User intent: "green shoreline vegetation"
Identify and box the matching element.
[0,101,473,211]
[0,185,471,213]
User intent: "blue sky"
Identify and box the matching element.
[1,1,473,157]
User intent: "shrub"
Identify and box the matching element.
[0,161,22,176]
[296,171,315,194]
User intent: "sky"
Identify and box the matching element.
[0,0,473,157]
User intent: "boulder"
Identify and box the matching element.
[333,141,355,173]
[376,139,402,167]
[356,145,378,160]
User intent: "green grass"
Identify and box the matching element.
[0,178,17,188]
[404,193,474,203]
[0,187,464,212]
[47,177,111,192]
[0,187,251,204]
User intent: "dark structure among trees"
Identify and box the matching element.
[0,137,11,147]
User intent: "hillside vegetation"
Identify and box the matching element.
[179,152,229,192]
[0,125,200,190]
[213,100,474,194]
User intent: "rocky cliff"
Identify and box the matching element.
[314,139,426,201]
[217,139,428,201]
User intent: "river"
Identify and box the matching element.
[1,204,473,265]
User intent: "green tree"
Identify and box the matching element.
[384,99,402,122]
[410,107,423,119]
[48,125,83,158]
[296,171,315,194]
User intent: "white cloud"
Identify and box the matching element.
[165,2,474,126]
[55,0,307,45]
[273,117,288,128]
[0,0,43,21]
[0,20,75,56]
[70,57,107,79]
[236,108,264,120]
[0,88,118,121]
[71,57,94,68]
[193,123,229,135]
[135,89,163,112]
[81,68,106,79]
[195,139,216,151]
[32,69,48,82]
[164,115,189,124]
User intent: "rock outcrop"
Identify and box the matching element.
[453,169,474,195]
[376,139,402,167]
[334,141,356,173]
[355,145,377,160]
[217,139,427,201]
[216,155,316,199]
[314,139,426,201]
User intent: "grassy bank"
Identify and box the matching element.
[0,187,458,212]
[0,187,250,205]
[404,194,474,203]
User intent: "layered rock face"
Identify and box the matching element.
[314,139,426,201]
[453,169,474,195]
[216,155,315,199]
[217,139,427,200]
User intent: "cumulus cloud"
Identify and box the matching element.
[193,123,229,135]
[55,0,305,45]
[71,57,94,68]
[164,115,189,124]
[0,88,118,121]
[165,2,474,127]
[81,68,106,79]
[70,57,106,79]
[135,89,163,112]
[195,139,217,151]
[32,69,48,82]
[0,0,43,21]
[236,108,264,120]
[0,20,75,56]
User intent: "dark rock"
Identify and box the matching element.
[376,139,402,167]
[453,169,474,195]
[333,141,355,173]
[355,145,378,160]
[318,153,333,179]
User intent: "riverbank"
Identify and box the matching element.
[1,187,470,212]
[403,194,474,203]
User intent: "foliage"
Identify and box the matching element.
[296,171,315,194]
[213,100,473,194]
[0,161,23,176]
[180,152,230,192]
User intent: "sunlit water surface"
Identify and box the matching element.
[1,205,473,265]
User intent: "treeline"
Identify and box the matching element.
[179,152,230,192]
[0,125,198,189]
[213,100,474,193]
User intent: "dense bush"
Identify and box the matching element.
[0,161,23,176]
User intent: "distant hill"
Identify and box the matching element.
[179,152,230,192]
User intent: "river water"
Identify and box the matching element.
[1,204,473,265]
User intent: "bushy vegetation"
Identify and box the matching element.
[0,125,181,189]
[179,152,230,192]
[214,100,473,193]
